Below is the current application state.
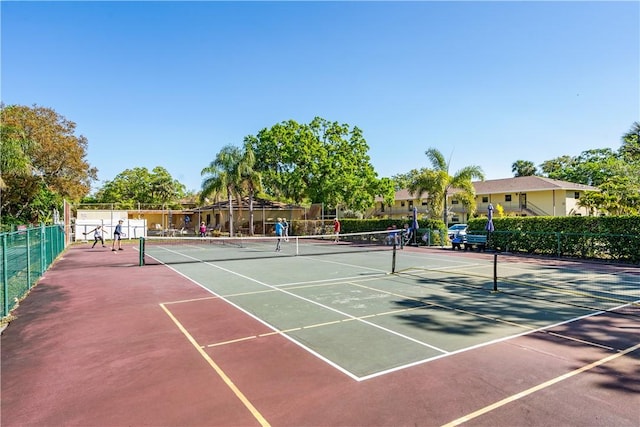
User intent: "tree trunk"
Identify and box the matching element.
[248,189,255,236]
[227,188,234,237]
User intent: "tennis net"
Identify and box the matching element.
[139,230,397,266]
[495,256,639,316]
[395,252,639,316]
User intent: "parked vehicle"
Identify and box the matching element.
[447,223,468,240]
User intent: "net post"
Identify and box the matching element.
[139,237,145,266]
[392,241,397,273]
[493,252,498,291]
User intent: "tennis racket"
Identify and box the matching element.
[121,233,127,238]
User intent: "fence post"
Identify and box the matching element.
[2,234,7,317]
[26,229,32,289]
[40,224,46,275]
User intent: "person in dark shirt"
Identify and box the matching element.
[112,220,124,252]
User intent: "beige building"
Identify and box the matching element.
[371,176,598,222]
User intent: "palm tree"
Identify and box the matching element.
[511,160,538,177]
[201,145,243,237]
[238,138,262,236]
[621,121,640,161]
[408,148,485,227]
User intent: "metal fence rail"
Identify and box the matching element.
[1,225,65,318]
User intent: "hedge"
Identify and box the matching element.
[467,216,640,264]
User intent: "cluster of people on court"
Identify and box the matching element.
[274,218,289,251]
[83,220,125,252]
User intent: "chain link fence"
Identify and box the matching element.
[1,225,65,320]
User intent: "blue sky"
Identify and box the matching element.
[2,1,638,193]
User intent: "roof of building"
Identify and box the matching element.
[377,176,598,202]
[391,189,429,201]
[472,176,598,194]
[193,197,304,212]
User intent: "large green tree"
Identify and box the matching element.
[0,123,34,189]
[408,148,485,227]
[541,122,640,215]
[95,166,185,209]
[540,148,622,186]
[201,145,243,236]
[251,117,389,213]
[0,104,97,226]
[579,175,639,215]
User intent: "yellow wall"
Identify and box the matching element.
[368,198,427,219]
[370,188,592,220]
[475,189,590,217]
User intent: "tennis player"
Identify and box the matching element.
[282,218,289,242]
[84,225,106,248]
[112,220,124,252]
[275,218,284,252]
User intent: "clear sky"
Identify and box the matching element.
[2,1,638,193]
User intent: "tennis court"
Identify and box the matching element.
[141,232,638,380]
[2,233,639,426]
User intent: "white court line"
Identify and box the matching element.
[153,258,361,380]
[303,252,390,274]
[152,247,447,379]
[197,257,450,353]
[274,272,388,288]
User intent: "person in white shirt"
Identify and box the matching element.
[84,225,106,248]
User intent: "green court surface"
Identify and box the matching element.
[146,241,638,380]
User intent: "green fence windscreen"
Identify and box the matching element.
[1,225,65,318]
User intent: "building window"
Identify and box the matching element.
[451,200,459,205]
[401,201,405,207]
[574,192,580,199]
[421,200,428,206]
[380,203,385,212]
[505,195,512,202]
[482,196,489,203]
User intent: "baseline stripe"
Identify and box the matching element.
[441,342,640,427]
[160,303,271,427]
